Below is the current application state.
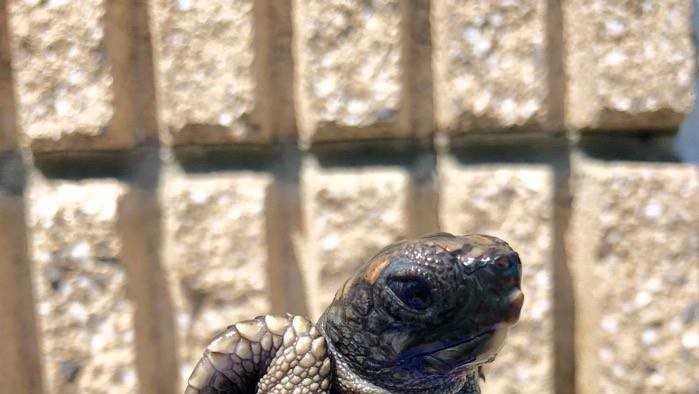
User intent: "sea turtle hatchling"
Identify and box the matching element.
[185,232,524,394]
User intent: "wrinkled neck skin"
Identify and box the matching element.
[318,315,481,394]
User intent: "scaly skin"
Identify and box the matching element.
[185,233,524,393]
[184,314,331,393]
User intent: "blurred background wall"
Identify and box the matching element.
[0,0,696,393]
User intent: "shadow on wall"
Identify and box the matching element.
[676,1,699,163]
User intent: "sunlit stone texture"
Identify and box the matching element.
[565,0,694,131]
[28,179,136,393]
[162,172,272,383]
[301,161,409,319]
[9,0,131,151]
[151,0,261,145]
[295,0,402,142]
[439,157,554,393]
[570,158,699,394]
[433,0,548,133]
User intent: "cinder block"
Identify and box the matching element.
[439,157,554,393]
[162,172,272,382]
[301,161,409,319]
[151,0,262,145]
[570,158,699,393]
[433,0,548,133]
[295,0,402,142]
[28,179,135,393]
[565,0,695,131]
[9,0,132,151]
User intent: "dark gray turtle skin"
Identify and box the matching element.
[185,232,524,394]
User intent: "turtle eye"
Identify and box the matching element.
[388,277,432,310]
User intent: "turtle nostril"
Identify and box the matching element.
[493,253,519,272]
[490,252,521,287]
[495,255,510,269]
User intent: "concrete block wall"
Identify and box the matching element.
[0,1,696,393]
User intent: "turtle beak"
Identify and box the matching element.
[505,288,524,324]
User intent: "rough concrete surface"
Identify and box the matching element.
[1,1,697,393]
[439,158,554,394]
[162,171,272,385]
[151,0,261,145]
[301,161,409,319]
[295,0,402,142]
[565,0,695,131]
[570,158,699,393]
[8,0,132,151]
[433,0,548,133]
[28,179,135,393]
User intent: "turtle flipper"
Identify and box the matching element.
[185,314,294,393]
[255,315,332,393]
[184,314,332,394]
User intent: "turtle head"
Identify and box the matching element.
[319,232,524,392]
